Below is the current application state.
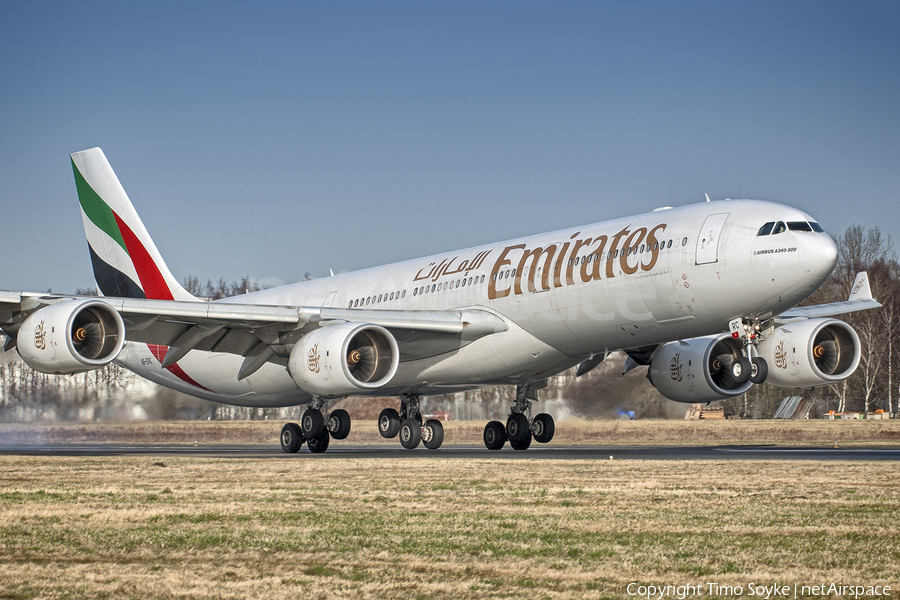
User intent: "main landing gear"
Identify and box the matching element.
[280,396,352,454]
[378,393,444,450]
[483,382,555,451]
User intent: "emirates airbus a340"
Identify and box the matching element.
[0,148,880,452]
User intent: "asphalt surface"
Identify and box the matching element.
[1,443,899,460]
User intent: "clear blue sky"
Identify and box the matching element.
[2,1,898,293]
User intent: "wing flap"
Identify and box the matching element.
[112,298,305,324]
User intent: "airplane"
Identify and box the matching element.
[0,148,881,452]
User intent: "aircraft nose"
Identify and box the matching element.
[804,232,838,280]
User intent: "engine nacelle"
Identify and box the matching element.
[289,322,399,397]
[17,299,126,374]
[648,334,753,403]
[759,318,860,388]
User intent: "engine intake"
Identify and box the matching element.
[17,299,125,374]
[759,318,860,388]
[289,322,399,397]
[648,334,753,403]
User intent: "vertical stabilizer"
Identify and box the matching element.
[70,147,196,301]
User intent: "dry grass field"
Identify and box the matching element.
[1,420,899,599]
[1,451,899,599]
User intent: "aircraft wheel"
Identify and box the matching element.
[307,431,330,453]
[731,357,752,384]
[328,409,352,440]
[532,413,555,444]
[506,413,531,446]
[399,418,421,449]
[750,357,768,384]
[483,420,506,450]
[280,422,303,453]
[301,408,325,439]
[422,419,444,450]
[510,434,532,451]
[378,408,401,439]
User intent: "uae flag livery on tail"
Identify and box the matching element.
[71,148,195,301]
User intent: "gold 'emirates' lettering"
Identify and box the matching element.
[488,223,668,300]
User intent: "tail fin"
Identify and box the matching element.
[70,147,197,301]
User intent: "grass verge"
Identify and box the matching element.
[0,456,898,599]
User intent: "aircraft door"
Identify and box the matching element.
[637,270,692,324]
[696,213,730,265]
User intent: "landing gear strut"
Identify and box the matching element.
[483,382,555,451]
[280,396,352,454]
[379,393,444,450]
[734,317,769,384]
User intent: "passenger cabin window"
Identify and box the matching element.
[758,222,775,236]
[788,221,813,232]
[772,222,787,235]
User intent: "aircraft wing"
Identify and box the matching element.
[0,292,507,365]
[776,271,882,324]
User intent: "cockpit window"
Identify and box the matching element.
[757,222,775,236]
[810,222,825,233]
[787,221,813,232]
[772,221,787,235]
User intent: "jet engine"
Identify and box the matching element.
[648,334,753,403]
[17,299,126,374]
[758,318,860,388]
[288,322,399,397]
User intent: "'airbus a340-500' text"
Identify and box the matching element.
[0,148,880,453]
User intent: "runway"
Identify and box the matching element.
[2,443,899,460]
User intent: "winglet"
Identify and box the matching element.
[776,270,881,323]
[848,272,873,302]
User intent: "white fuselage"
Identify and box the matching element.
[116,199,838,407]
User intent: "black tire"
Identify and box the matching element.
[328,409,352,440]
[483,420,506,450]
[731,357,752,384]
[750,357,768,384]
[506,413,531,445]
[301,408,325,439]
[422,419,444,450]
[510,434,532,451]
[532,413,555,444]
[307,431,330,453]
[399,418,421,449]
[378,408,401,439]
[280,422,303,453]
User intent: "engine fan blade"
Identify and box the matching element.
[813,340,839,374]
[348,345,377,382]
[71,319,105,359]
[709,353,736,389]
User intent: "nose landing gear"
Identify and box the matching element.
[731,317,769,385]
